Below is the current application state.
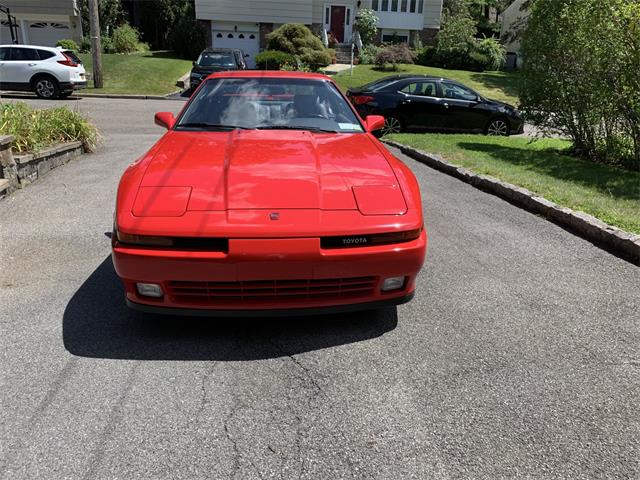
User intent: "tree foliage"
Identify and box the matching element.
[266,24,332,70]
[354,8,379,45]
[520,0,640,171]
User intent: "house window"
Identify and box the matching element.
[418,0,423,13]
[372,0,378,10]
[401,0,407,12]
[238,33,245,38]
[325,7,330,23]
[227,33,234,38]
[381,0,388,11]
[391,0,398,11]
[382,32,409,43]
[249,34,255,39]
[346,9,351,25]
[216,33,223,38]
[410,0,416,12]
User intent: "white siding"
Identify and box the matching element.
[1,0,77,16]
[500,0,529,54]
[422,0,442,29]
[196,0,313,24]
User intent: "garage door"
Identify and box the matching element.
[28,22,71,47]
[0,20,23,44]
[212,29,259,68]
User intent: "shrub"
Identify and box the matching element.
[101,35,114,53]
[255,50,297,70]
[56,39,79,51]
[79,37,91,53]
[520,0,640,171]
[266,23,332,70]
[111,23,141,54]
[170,16,206,59]
[474,37,506,71]
[374,43,416,71]
[358,44,380,64]
[354,8,378,45]
[0,102,99,153]
[437,15,476,52]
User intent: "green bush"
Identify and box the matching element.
[56,39,79,51]
[354,8,378,45]
[521,0,640,171]
[79,37,91,53]
[255,50,297,70]
[170,17,206,59]
[101,35,114,53]
[358,44,380,64]
[0,102,99,153]
[266,23,332,70]
[111,24,142,54]
[474,37,506,71]
[374,43,416,71]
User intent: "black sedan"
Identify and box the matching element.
[346,75,524,136]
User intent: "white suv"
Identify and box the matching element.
[0,45,87,99]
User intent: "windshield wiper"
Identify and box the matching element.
[255,125,340,133]
[176,123,251,130]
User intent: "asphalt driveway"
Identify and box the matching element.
[0,96,638,479]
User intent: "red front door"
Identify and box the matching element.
[330,6,346,43]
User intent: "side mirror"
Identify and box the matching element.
[364,115,385,133]
[192,61,196,66]
[154,112,175,130]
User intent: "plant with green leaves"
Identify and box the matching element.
[520,0,640,171]
[56,39,79,51]
[354,8,378,45]
[266,24,332,71]
[111,24,146,54]
[0,102,99,153]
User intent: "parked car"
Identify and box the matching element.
[189,48,248,90]
[347,75,524,136]
[112,71,427,316]
[0,45,86,99]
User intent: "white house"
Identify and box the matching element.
[0,0,82,46]
[195,0,443,67]
[500,0,530,66]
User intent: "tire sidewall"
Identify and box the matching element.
[33,76,60,100]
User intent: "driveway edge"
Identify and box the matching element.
[384,140,640,265]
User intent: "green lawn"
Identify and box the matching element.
[78,51,191,95]
[334,64,520,106]
[387,133,640,234]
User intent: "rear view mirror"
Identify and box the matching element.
[154,112,175,130]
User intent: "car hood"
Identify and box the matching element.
[133,130,406,216]
[485,98,519,111]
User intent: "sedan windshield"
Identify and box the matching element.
[176,78,364,133]
[197,52,236,67]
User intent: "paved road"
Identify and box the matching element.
[0,96,638,479]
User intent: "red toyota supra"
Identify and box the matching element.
[112,71,427,316]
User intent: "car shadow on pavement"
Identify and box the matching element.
[62,256,398,361]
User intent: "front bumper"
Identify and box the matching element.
[112,231,427,314]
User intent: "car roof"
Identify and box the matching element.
[208,70,332,81]
[202,48,241,53]
[0,44,60,50]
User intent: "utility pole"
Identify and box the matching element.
[88,0,103,88]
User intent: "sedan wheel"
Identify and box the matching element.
[381,116,402,136]
[34,78,59,99]
[486,118,510,136]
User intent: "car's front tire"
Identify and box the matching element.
[33,76,60,100]
[485,117,510,136]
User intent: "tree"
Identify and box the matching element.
[80,0,125,38]
[520,0,640,170]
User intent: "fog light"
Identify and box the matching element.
[136,282,163,298]
[381,276,405,292]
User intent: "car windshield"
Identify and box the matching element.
[197,52,236,67]
[176,77,364,133]
[361,77,401,92]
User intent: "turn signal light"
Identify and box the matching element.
[116,232,174,247]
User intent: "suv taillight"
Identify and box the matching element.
[57,52,78,67]
[351,95,374,105]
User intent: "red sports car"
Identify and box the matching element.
[112,71,427,316]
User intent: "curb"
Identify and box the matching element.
[73,93,184,100]
[384,140,640,266]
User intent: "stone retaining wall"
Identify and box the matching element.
[0,136,84,197]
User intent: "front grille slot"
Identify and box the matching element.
[166,276,377,304]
